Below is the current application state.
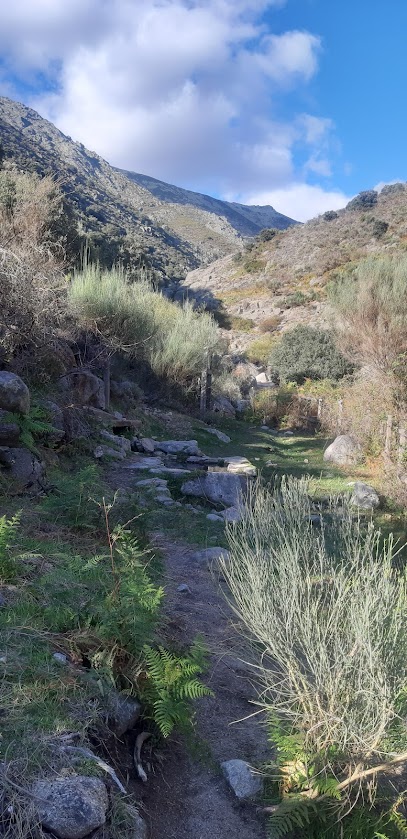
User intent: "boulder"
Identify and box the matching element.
[182,472,249,507]
[224,456,257,476]
[1,447,44,492]
[100,430,131,452]
[220,506,242,523]
[350,482,380,510]
[40,400,66,443]
[0,422,20,447]
[255,372,270,384]
[94,445,126,461]
[155,440,201,456]
[140,437,156,453]
[106,691,142,736]
[60,370,105,410]
[0,372,30,415]
[190,547,230,566]
[212,396,235,417]
[32,776,108,839]
[128,810,148,839]
[221,759,262,800]
[323,435,362,466]
[203,427,231,443]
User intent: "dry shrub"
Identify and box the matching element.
[0,169,68,364]
[258,314,281,333]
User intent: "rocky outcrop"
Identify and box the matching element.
[32,776,108,839]
[323,435,362,466]
[59,370,105,410]
[1,447,44,492]
[182,472,249,507]
[0,371,30,414]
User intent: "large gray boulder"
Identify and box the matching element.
[225,456,257,476]
[212,396,235,417]
[1,447,44,492]
[323,435,362,466]
[350,482,380,510]
[155,439,201,456]
[0,422,20,447]
[221,759,262,800]
[60,370,105,410]
[182,472,249,507]
[40,400,66,443]
[32,776,108,839]
[0,372,30,415]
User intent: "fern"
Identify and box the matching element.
[268,797,320,838]
[141,642,213,737]
[0,513,20,581]
[4,407,58,454]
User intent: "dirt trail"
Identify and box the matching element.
[143,535,268,839]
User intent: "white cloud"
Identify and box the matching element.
[243,183,349,222]
[0,0,346,219]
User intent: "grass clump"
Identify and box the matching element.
[0,513,20,581]
[69,265,222,387]
[221,476,407,837]
[42,464,104,530]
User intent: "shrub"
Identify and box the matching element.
[328,254,407,376]
[346,190,378,210]
[372,219,389,238]
[259,315,281,333]
[323,210,338,221]
[221,477,407,835]
[246,333,279,365]
[269,326,351,383]
[258,227,278,242]
[69,266,222,387]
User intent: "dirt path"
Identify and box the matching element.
[143,534,268,839]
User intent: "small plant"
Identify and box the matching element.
[140,639,213,737]
[0,513,20,581]
[42,465,103,529]
[4,406,58,453]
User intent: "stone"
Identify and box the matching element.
[220,506,242,523]
[136,478,167,487]
[140,437,156,453]
[203,427,231,443]
[0,372,30,415]
[32,776,108,839]
[124,456,164,470]
[206,513,223,522]
[106,691,142,736]
[0,423,20,447]
[128,810,148,839]
[323,435,362,466]
[100,430,131,452]
[156,493,172,503]
[149,467,192,476]
[190,547,230,566]
[281,430,294,437]
[224,456,257,477]
[221,759,262,800]
[40,400,66,443]
[212,396,235,417]
[154,440,201,456]
[94,445,126,461]
[350,482,380,510]
[1,448,44,493]
[177,583,192,593]
[255,372,270,384]
[60,370,105,410]
[182,472,249,507]
[187,456,225,465]
[53,653,69,665]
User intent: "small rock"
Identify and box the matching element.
[224,456,257,477]
[53,653,69,665]
[177,584,191,593]
[281,430,294,437]
[0,372,30,415]
[261,425,269,430]
[206,513,223,522]
[106,691,142,736]
[33,776,108,839]
[221,759,262,800]
[324,435,362,466]
[128,810,148,839]
[350,482,380,510]
[212,396,235,417]
[100,430,131,452]
[182,472,249,507]
[220,507,242,523]
[94,445,126,460]
[140,437,156,453]
[135,478,167,487]
[190,547,229,566]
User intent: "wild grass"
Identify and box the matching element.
[69,265,222,386]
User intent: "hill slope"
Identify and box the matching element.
[181,184,407,357]
[0,96,296,280]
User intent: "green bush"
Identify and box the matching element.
[221,477,407,837]
[269,325,351,383]
[69,265,222,387]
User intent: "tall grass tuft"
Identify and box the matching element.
[69,265,222,386]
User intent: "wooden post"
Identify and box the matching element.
[317,398,323,423]
[384,414,393,459]
[103,356,111,411]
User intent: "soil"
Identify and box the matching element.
[106,456,269,839]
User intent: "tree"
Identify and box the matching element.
[269,325,351,383]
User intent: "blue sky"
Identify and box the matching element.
[0,0,405,220]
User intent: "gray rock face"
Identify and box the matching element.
[60,370,105,410]
[182,471,249,507]
[220,506,242,523]
[221,759,262,799]
[106,691,142,736]
[0,422,20,446]
[350,482,380,509]
[140,437,156,453]
[323,435,362,466]
[212,396,235,417]
[40,400,66,443]
[155,439,201,455]
[94,444,126,461]
[100,430,131,452]
[225,456,257,476]
[128,810,148,839]
[0,372,30,414]
[190,547,230,566]
[33,776,108,839]
[2,447,44,492]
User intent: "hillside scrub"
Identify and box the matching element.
[221,477,407,836]
[328,254,407,378]
[69,265,222,387]
[269,325,351,383]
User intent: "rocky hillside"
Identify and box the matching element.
[181,185,407,357]
[0,96,296,280]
